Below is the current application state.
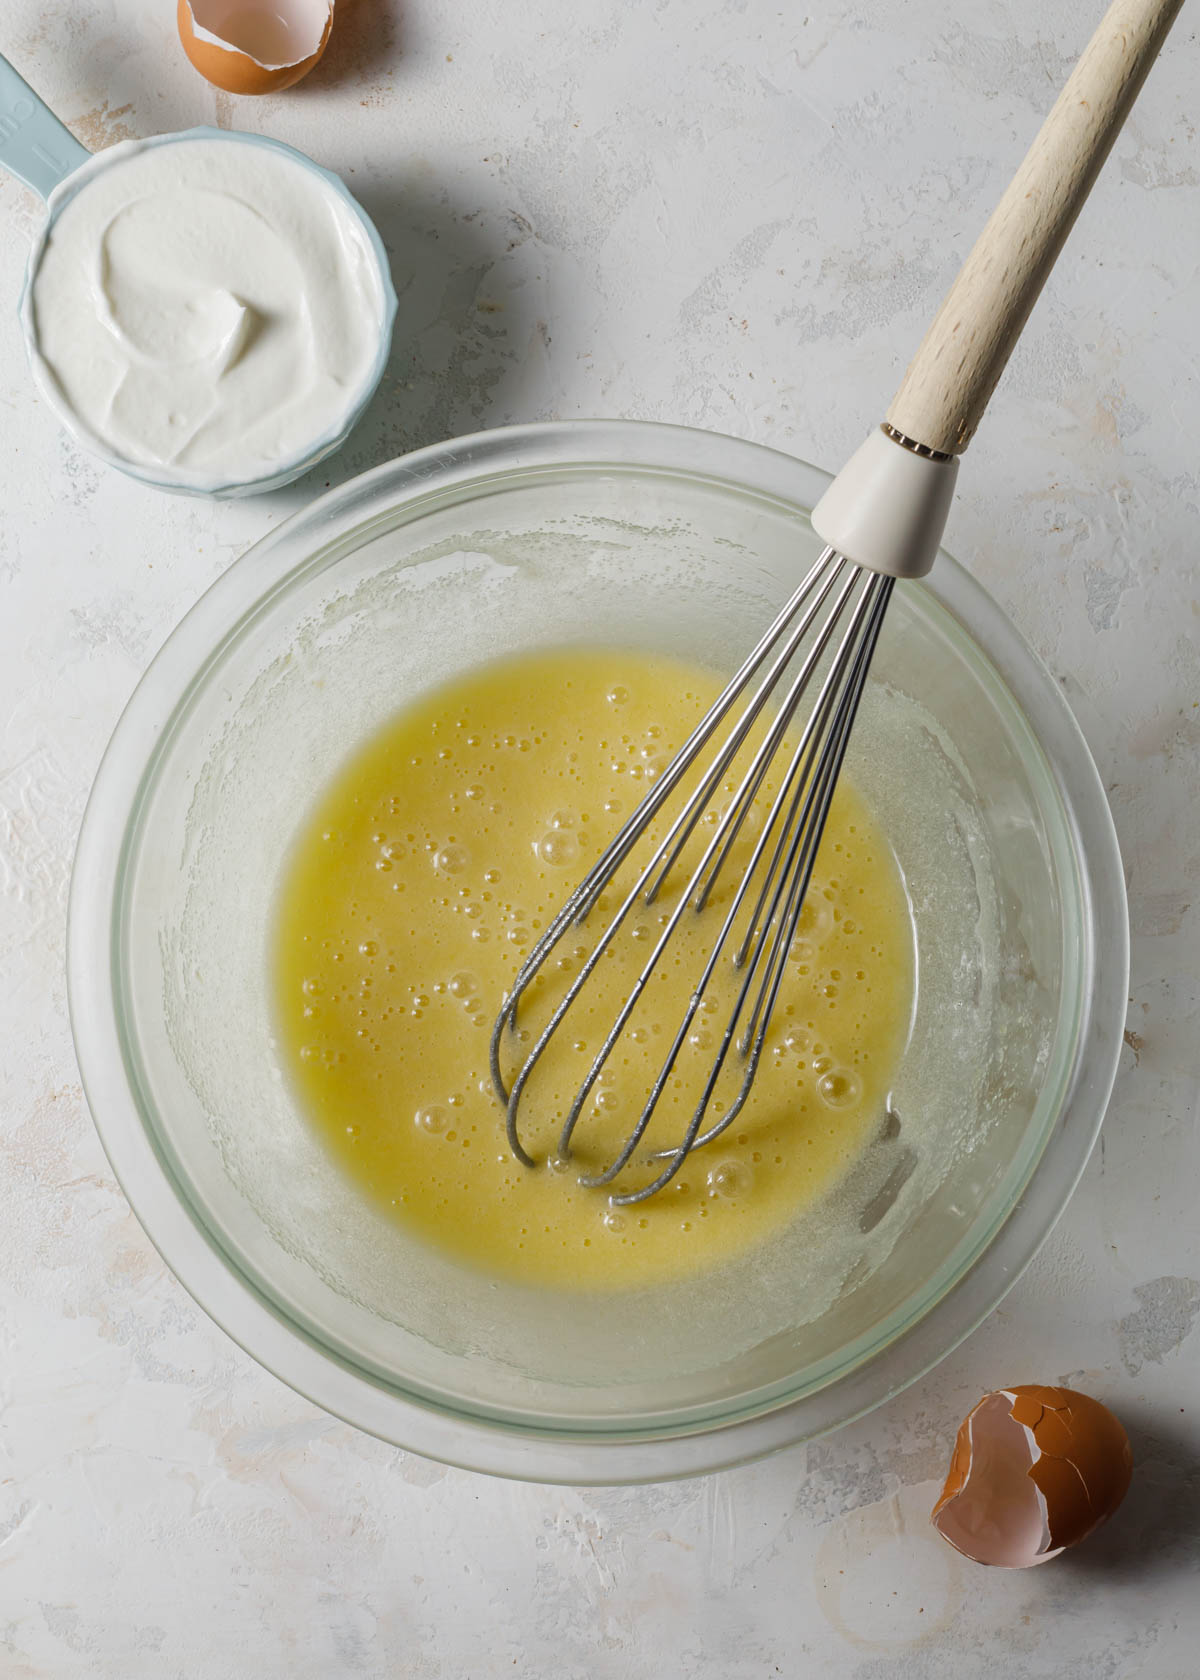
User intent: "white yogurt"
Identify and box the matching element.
[26,136,388,489]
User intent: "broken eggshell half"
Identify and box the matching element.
[178,0,334,95]
[932,1385,1133,1568]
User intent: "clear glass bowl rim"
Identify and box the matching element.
[67,419,1129,1483]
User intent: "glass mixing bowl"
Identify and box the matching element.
[68,421,1127,1482]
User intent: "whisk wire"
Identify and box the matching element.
[491,547,896,1201]
[625,574,893,1201]
[489,548,837,1152]
[639,554,851,907]
[557,565,873,1173]
[579,569,885,1195]
[738,573,893,1059]
[572,550,839,926]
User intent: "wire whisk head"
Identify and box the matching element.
[490,547,894,1204]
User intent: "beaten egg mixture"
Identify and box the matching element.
[274,648,913,1288]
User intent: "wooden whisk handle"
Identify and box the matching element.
[887,0,1186,457]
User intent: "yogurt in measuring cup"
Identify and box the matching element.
[23,133,395,494]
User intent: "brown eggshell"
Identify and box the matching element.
[1009,1385,1133,1550]
[178,1,333,96]
[932,1384,1133,1568]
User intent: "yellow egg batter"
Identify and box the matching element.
[273,647,913,1289]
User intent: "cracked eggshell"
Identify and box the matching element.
[178,0,334,95]
[932,1385,1133,1568]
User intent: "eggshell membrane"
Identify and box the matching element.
[178,0,334,95]
[932,1385,1133,1568]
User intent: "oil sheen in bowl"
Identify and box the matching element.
[273,648,914,1289]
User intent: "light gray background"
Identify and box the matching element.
[1,0,1197,1674]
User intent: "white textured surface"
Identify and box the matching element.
[1,0,1198,1673]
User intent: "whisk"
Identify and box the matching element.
[491,0,1183,1203]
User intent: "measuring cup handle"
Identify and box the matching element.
[0,55,91,200]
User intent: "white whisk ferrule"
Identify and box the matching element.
[810,424,959,581]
